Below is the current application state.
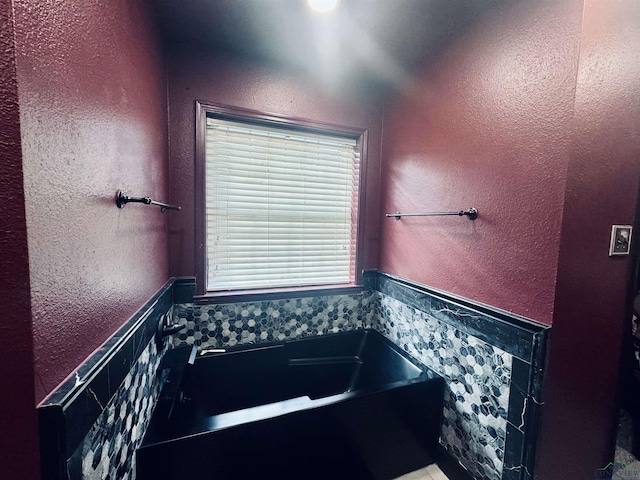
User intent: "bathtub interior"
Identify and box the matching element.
[137,329,445,480]
[177,329,424,419]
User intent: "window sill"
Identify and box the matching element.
[194,284,364,305]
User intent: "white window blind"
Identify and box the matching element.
[205,117,360,291]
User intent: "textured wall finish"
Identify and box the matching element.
[378,0,583,325]
[0,0,40,477]
[378,0,640,477]
[12,0,170,402]
[166,50,382,280]
[536,1,640,479]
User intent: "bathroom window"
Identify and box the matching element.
[195,102,366,294]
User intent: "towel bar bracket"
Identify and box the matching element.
[116,190,181,213]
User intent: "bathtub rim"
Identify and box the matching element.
[140,328,441,449]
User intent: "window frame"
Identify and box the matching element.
[194,101,368,298]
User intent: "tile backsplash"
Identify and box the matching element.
[375,292,513,480]
[69,340,166,479]
[373,274,547,480]
[39,273,547,480]
[171,291,377,350]
[172,273,547,480]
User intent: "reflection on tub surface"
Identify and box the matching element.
[137,329,444,480]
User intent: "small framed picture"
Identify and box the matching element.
[609,225,633,256]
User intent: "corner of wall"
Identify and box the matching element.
[0,0,40,477]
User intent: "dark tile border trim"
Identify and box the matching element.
[182,272,375,306]
[173,276,197,304]
[193,284,365,305]
[37,277,189,480]
[373,271,549,363]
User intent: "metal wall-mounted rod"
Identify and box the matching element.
[116,190,181,213]
[386,208,478,220]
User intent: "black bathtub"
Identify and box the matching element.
[137,329,444,480]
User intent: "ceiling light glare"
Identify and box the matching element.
[307,0,338,14]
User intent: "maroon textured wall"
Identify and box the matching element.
[379,0,582,325]
[13,0,170,402]
[380,0,640,477]
[536,0,640,478]
[167,50,382,282]
[0,0,40,477]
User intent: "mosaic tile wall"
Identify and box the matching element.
[171,291,377,350]
[167,275,546,480]
[171,289,514,480]
[373,292,512,480]
[67,338,166,480]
